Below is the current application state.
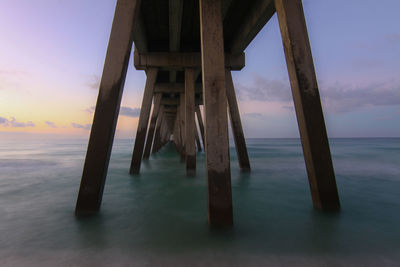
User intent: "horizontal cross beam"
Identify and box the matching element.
[154,83,203,93]
[134,51,245,70]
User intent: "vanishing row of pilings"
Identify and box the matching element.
[75,0,340,226]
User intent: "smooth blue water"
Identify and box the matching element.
[0,138,399,266]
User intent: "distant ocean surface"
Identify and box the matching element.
[0,137,399,266]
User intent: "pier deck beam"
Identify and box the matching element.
[143,93,162,159]
[130,68,158,174]
[225,69,251,171]
[185,68,196,176]
[75,0,140,215]
[200,0,233,226]
[275,0,340,211]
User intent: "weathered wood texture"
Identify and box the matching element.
[134,52,245,70]
[275,0,340,210]
[179,93,186,161]
[200,0,233,226]
[143,93,162,159]
[75,0,140,215]
[185,68,196,176]
[169,0,183,82]
[225,69,250,171]
[130,68,158,174]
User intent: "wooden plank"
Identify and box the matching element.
[275,0,340,211]
[143,93,162,159]
[185,68,196,176]
[129,68,158,174]
[75,0,141,215]
[225,69,250,171]
[200,0,233,226]
[134,52,245,70]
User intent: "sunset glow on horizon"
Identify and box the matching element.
[1,0,400,139]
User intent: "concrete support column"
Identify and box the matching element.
[185,68,196,176]
[143,93,162,159]
[199,0,233,226]
[130,68,158,174]
[225,69,250,171]
[275,0,340,210]
[75,0,140,215]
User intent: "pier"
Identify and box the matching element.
[75,0,340,226]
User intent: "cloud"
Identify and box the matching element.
[85,75,100,90]
[45,121,57,128]
[236,75,291,102]
[0,117,35,127]
[236,74,400,113]
[120,107,140,117]
[385,33,400,45]
[243,113,265,119]
[71,123,91,130]
[85,106,140,118]
[321,81,400,113]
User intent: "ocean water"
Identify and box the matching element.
[0,137,399,266]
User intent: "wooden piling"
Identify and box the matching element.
[275,0,340,211]
[200,0,233,226]
[225,69,250,171]
[130,68,158,174]
[185,68,196,176]
[195,105,205,147]
[75,0,140,215]
[143,93,162,159]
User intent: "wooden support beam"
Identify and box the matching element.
[130,68,158,174]
[225,69,251,171]
[195,126,202,152]
[169,0,184,82]
[275,0,340,211]
[75,0,140,215]
[195,105,205,152]
[229,0,275,54]
[132,12,147,52]
[134,51,245,70]
[200,0,233,226]
[152,107,164,154]
[154,83,202,94]
[143,93,162,159]
[179,93,186,161]
[185,68,196,176]
[161,97,202,106]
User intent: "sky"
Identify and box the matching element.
[0,0,399,139]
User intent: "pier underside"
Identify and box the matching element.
[76,0,340,225]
